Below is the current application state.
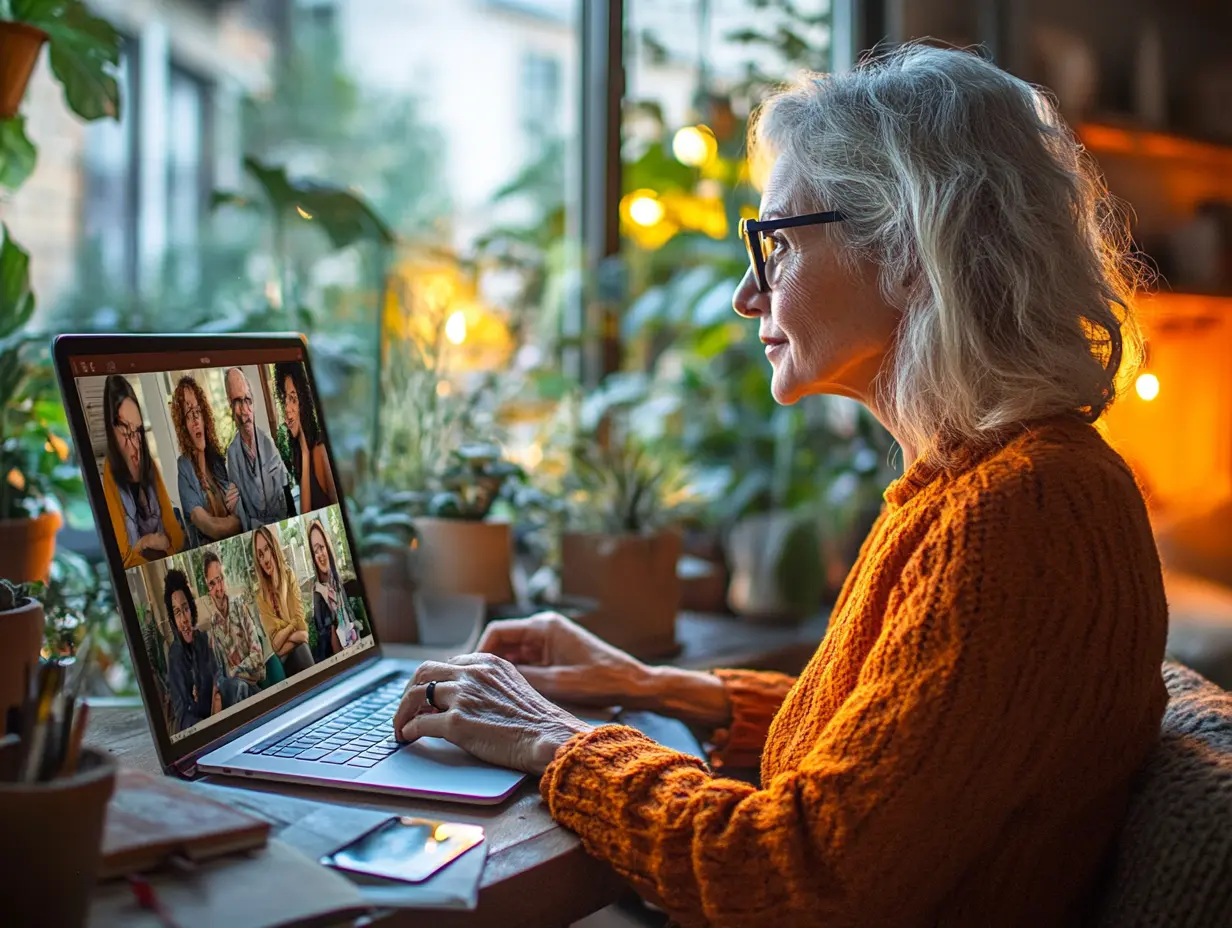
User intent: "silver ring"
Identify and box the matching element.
[426,681,439,710]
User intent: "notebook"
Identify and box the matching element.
[100,768,270,879]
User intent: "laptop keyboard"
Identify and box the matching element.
[245,676,410,769]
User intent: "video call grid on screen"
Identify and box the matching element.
[72,348,374,742]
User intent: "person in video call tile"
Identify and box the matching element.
[252,525,314,676]
[273,361,337,514]
[223,367,290,527]
[308,518,359,662]
[165,568,249,733]
[203,549,280,691]
[101,375,185,568]
[172,375,248,546]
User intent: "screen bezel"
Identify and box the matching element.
[53,332,384,772]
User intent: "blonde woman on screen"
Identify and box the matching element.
[251,525,313,676]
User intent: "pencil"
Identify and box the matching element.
[60,700,89,778]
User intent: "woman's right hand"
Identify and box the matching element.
[477,612,656,709]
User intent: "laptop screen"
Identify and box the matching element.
[65,340,376,749]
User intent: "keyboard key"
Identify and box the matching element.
[296,748,331,761]
[276,748,305,758]
[321,750,360,764]
[346,757,380,768]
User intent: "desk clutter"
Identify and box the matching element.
[0,648,116,927]
[0,664,487,928]
[90,782,488,927]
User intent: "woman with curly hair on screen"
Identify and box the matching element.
[252,524,313,676]
[273,362,336,514]
[171,375,247,546]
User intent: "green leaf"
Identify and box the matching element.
[0,116,37,190]
[240,156,395,249]
[0,226,35,337]
[24,0,122,122]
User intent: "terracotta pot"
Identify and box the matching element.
[413,517,514,606]
[360,551,419,644]
[0,743,116,927]
[561,531,681,660]
[0,597,43,719]
[0,510,61,584]
[0,22,47,119]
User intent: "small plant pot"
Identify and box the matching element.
[360,550,420,644]
[413,517,514,606]
[0,742,117,927]
[0,597,43,721]
[0,509,61,583]
[726,510,823,625]
[561,531,681,660]
[0,22,48,118]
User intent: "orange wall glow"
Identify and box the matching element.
[1103,294,1232,516]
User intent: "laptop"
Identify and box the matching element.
[54,333,525,804]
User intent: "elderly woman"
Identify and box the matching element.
[393,45,1168,927]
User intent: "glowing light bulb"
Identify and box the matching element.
[1135,373,1160,401]
[672,125,717,166]
[444,310,467,345]
[628,194,665,227]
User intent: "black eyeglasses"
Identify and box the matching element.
[739,210,845,292]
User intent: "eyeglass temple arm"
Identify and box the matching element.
[745,210,845,233]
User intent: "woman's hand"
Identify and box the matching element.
[477,612,657,709]
[481,612,733,728]
[392,653,592,774]
[137,532,170,556]
[224,483,240,514]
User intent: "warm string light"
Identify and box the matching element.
[444,310,467,345]
[1135,373,1160,401]
[627,192,666,227]
[672,125,717,167]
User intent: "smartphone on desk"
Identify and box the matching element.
[321,816,485,884]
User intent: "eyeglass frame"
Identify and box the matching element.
[739,210,845,293]
[113,419,146,447]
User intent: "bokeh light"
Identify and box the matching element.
[1135,373,1160,401]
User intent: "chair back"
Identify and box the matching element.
[1094,661,1232,927]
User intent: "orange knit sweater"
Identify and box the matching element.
[541,416,1169,927]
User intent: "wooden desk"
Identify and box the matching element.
[86,615,822,926]
[86,645,630,928]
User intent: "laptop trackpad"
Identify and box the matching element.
[359,737,525,801]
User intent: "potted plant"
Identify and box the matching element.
[0,578,43,717]
[0,0,120,147]
[0,228,82,582]
[411,443,523,606]
[560,428,695,660]
[348,486,420,643]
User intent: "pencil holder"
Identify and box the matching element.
[0,741,116,927]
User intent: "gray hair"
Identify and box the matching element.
[750,43,1146,462]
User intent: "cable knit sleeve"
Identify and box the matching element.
[540,462,1167,927]
[708,669,795,769]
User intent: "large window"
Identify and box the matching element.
[81,44,139,293]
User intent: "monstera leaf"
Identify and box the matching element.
[213,156,395,251]
[13,0,121,122]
